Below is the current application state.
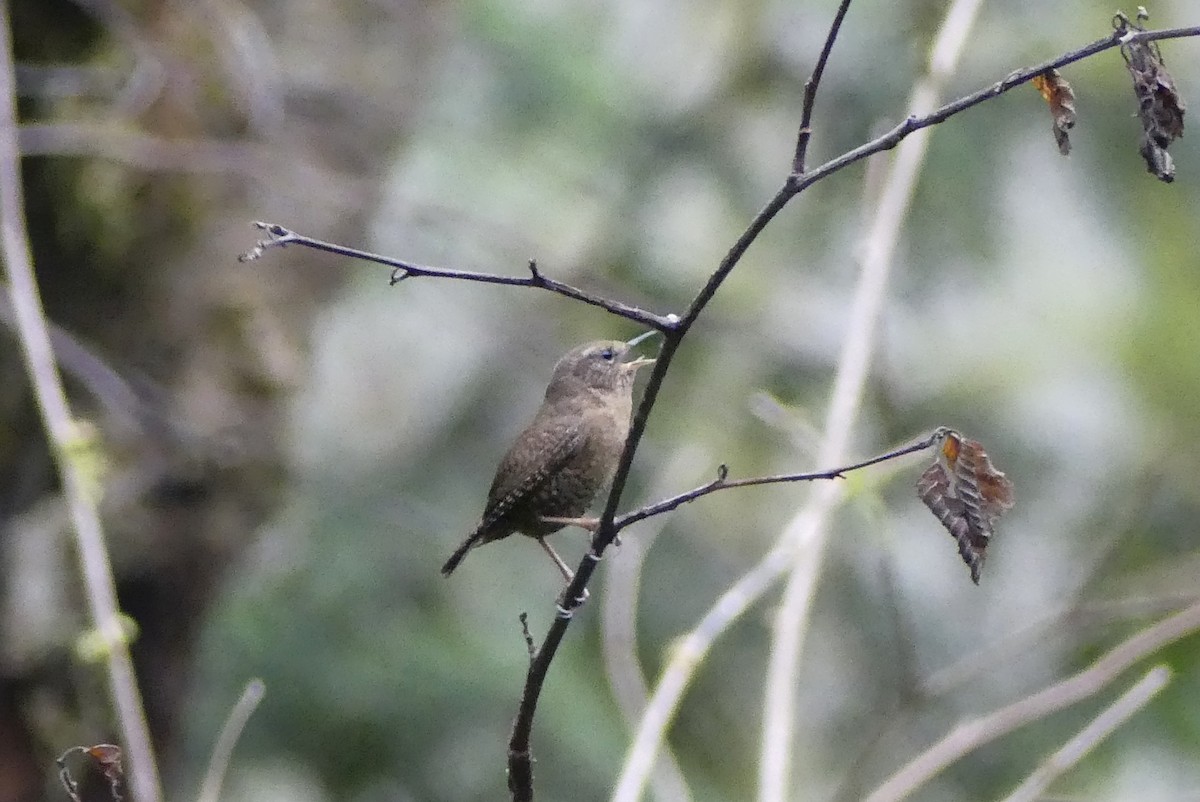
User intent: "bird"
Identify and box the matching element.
[441,336,655,581]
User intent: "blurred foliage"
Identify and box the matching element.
[4,0,1200,801]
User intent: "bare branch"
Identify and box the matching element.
[791,24,1200,194]
[508,15,1200,802]
[614,430,941,530]
[863,600,1200,802]
[239,222,676,331]
[998,666,1171,802]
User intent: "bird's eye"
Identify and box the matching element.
[599,347,615,362]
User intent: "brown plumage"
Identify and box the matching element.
[441,339,654,579]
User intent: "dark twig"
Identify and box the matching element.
[793,0,854,174]
[239,222,675,331]
[614,430,941,530]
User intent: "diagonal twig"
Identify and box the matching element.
[997,665,1170,802]
[239,222,676,331]
[614,431,939,531]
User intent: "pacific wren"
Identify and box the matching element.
[441,337,654,580]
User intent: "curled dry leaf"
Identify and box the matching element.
[915,428,1015,584]
[1031,68,1077,156]
[1116,9,1186,182]
[57,744,124,802]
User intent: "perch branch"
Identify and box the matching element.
[509,3,863,798]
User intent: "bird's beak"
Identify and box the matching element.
[624,329,660,371]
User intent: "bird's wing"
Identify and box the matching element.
[480,420,582,529]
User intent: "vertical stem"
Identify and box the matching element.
[0,8,162,802]
[756,1,986,800]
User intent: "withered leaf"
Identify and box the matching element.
[1032,68,1077,155]
[57,744,124,802]
[1115,9,1186,182]
[916,428,1015,584]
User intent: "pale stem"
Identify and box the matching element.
[757,1,986,799]
[0,7,162,802]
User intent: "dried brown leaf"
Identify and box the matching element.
[1032,68,1077,155]
[57,745,124,802]
[916,428,1014,584]
[1116,9,1187,182]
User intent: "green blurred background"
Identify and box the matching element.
[2,0,1199,800]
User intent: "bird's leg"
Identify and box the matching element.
[540,521,624,552]
[540,515,623,550]
[538,537,589,603]
[538,536,575,580]
[539,515,600,531]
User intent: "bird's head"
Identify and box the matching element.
[545,337,656,400]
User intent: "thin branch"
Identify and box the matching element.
[614,430,939,530]
[997,666,1171,802]
[196,679,266,802]
[792,0,854,173]
[864,600,1200,802]
[0,7,162,802]
[239,222,675,331]
[790,24,1200,193]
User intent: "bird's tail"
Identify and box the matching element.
[441,529,481,576]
